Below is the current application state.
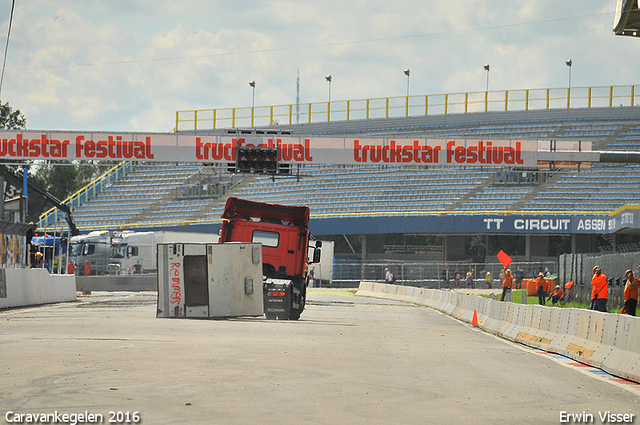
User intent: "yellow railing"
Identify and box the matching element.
[175,84,640,131]
[38,161,133,230]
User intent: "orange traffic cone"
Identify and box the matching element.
[471,309,479,327]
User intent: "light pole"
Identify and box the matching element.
[404,69,410,97]
[565,59,572,88]
[249,80,256,108]
[325,75,332,121]
[483,64,490,92]
[249,81,256,126]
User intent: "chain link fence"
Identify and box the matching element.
[327,259,558,289]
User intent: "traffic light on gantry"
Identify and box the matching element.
[235,146,278,173]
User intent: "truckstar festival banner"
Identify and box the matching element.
[0,130,540,167]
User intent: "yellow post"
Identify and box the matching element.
[546,88,550,109]
[567,88,571,108]
[366,99,370,119]
[405,96,409,116]
[327,101,331,122]
[464,92,468,113]
[270,106,274,125]
[425,95,428,115]
[347,100,351,121]
[445,94,449,114]
[385,98,389,118]
[525,90,529,110]
[588,87,592,108]
[484,92,488,112]
[289,105,293,125]
[213,109,217,129]
[175,111,179,132]
[308,103,312,123]
[232,108,236,128]
[610,86,614,107]
[251,107,254,127]
[632,85,635,106]
[194,110,198,130]
[505,90,509,111]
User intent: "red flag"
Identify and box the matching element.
[497,250,512,268]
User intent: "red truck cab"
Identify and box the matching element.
[219,197,320,319]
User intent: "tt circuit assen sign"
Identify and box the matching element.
[0,131,539,167]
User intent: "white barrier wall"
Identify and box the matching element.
[357,281,640,384]
[0,268,76,309]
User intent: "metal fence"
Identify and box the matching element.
[175,84,640,131]
[328,259,557,288]
[558,251,640,307]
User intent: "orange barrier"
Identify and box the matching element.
[524,277,556,296]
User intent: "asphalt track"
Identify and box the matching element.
[1,290,639,425]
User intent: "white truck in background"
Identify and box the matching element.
[309,240,334,287]
[69,230,216,275]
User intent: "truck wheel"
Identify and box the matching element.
[288,310,301,320]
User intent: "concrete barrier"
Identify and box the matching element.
[0,268,76,309]
[76,274,157,292]
[356,281,640,384]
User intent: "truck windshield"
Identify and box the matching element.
[111,245,126,259]
[252,230,279,247]
[70,244,83,256]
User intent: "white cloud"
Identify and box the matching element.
[0,0,635,132]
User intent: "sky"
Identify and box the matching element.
[0,0,637,133]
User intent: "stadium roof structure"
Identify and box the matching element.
[614,0,640,37]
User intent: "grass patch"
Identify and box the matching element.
[481,289,591,309]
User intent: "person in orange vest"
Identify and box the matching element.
[561,280,575,303]
[536,272,546,305]
[548,285,564,306]
[590,265,608,312]
[84,261,92,277]
[624,269,639,316]
[500,269,513,301]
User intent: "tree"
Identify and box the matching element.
[0,101,26,129]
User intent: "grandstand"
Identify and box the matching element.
[38,103,640,263]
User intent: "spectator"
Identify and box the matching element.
[33,252,43,268]
[133,260,143,274]
[548,285,564,306]
[536,272,546,306]
[624,269,639,316]
[384,268,395,284]
[590,266,608,312]
[454,273,461,289]
[67,261,75,275]
[309,266,316,287]
[442,266,450,289]
[84,261,92,277]
[26,223,37,267]
[465,272,473,289]
[500,269,513,301]
[485,271,492,289]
